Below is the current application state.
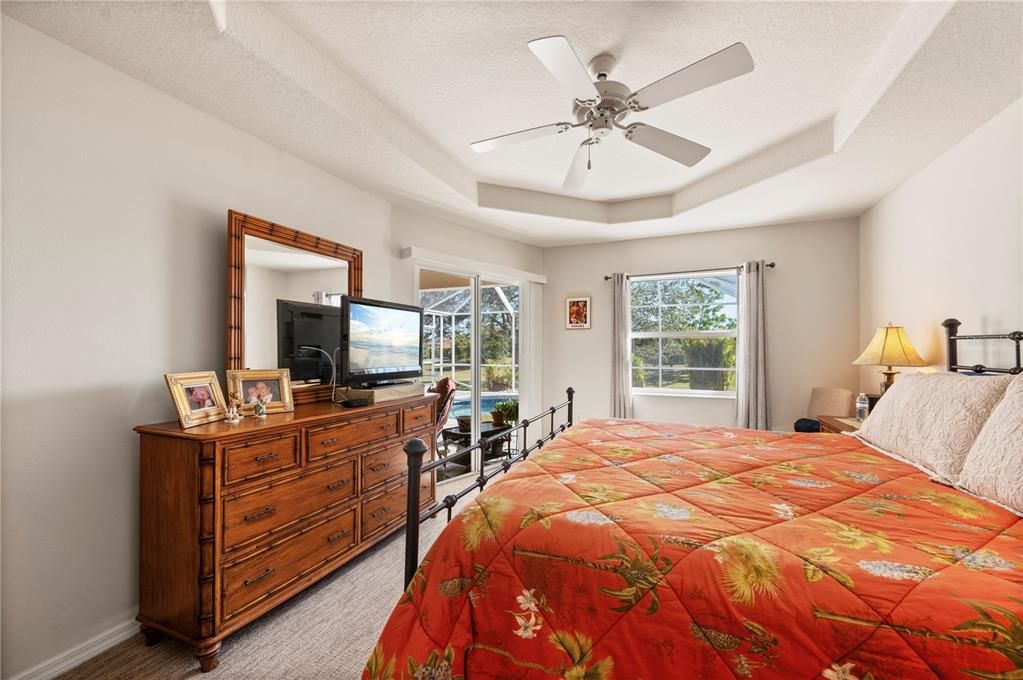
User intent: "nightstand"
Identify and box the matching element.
[818,415,862,434]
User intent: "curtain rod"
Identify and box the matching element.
[602,262,775,281]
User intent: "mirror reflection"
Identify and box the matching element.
[244,235,348,388]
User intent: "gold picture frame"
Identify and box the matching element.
[226,369,295,415]
[166,371,228,429]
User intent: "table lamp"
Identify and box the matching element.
[853,323,928,394]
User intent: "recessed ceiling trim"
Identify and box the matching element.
[223,2,477,202]
[833,1,955,152]
[476,120,834,224]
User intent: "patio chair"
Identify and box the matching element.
[428,378,465,475]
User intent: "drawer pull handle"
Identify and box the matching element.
[327,529,351,544]
[371,506,390,519]
[369,462,391,473]
[244,568,274,587]
[327,479,350,491]
[243,506,276,522]
[321,437,338,446]
[414,414,426,420]
[254,451,278,463]
[380,424,393,430]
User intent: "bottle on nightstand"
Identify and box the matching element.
[855,393,870,421]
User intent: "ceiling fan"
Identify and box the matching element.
[470,36,754,191]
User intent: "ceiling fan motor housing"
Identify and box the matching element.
[573,79,631,131]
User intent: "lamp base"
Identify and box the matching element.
[880,368,899,395]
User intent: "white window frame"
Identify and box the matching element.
[629,270,739,398]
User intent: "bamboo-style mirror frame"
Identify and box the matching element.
[227,210,363,405]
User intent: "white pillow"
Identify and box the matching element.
[855,372,1011,483]
[958,374,1023,513]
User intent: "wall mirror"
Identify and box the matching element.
[227,210,363,404]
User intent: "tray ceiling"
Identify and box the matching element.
[3,1,1020,246]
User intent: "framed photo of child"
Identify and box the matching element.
[226,368,295,416]
[565,296,591,329]
[165,371,228,428]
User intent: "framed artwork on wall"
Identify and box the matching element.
[566,296,591,330]
[166,371,227,428]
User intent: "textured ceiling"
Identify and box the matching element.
[3,1,1020,246]
[270,1,903,201]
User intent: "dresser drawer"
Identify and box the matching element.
[362,442,409,492]
[361,481,407,539]
[222,506,357,620]
[223,458,357,550]
[402,404,433,433]
[222,433,300,485]
[361,473,434,539]
[306,412,399,462]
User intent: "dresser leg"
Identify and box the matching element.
[139,624,164,646]
[195,642,221,673]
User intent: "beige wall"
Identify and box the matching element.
[0,20,541,679]
[859,99,1022,388]
[542,219,861,431]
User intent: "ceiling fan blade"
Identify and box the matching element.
[470,122,572,153]
[629,42,754,111]
[625,123,711,167]
[527,36,600,104]
[562,140,593,191]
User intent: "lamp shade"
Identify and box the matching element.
[853,324,928,367]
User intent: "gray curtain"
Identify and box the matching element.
[610,273,633,419]
[737,261,769,429]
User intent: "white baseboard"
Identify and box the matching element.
[6,618,137,680]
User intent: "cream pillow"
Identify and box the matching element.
[855,372,1011,483]
[958,374,1023,513]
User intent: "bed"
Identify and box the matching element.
[366,321,1023,679]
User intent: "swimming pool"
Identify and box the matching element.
[450,394,518,419]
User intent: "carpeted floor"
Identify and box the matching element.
[58,486,475,680]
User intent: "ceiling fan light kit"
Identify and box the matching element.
[471,36,755,191]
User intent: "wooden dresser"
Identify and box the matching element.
[134,395,437,672]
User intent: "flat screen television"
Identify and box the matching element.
[341,296,423,388]
[276,299,341,383]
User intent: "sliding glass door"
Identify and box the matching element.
[418,268,520,481]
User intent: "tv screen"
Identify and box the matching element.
[341,296,423,386]
[276,300,341,383]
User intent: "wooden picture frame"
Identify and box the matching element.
[166,371,228,428]
[566,296,591,329]
[226,368,295,415]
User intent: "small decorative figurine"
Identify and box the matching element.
[225,391,244,424]
[253,392,272,418]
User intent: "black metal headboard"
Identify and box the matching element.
[942,318,1023,375]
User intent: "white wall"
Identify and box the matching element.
[244,265,348,369]
[282,267,347,303]
[859,99,1022,388]
[245,264,288,368]
[542,219,861,431]
[0,20,541,679]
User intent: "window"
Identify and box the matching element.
[629,271,738,393]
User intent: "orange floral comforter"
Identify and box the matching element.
[365,419,1023,680]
